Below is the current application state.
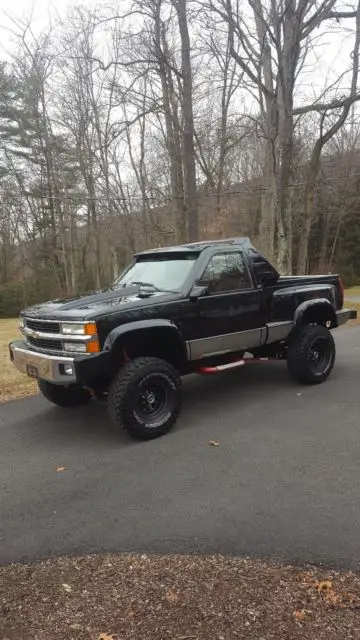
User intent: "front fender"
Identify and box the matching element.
[294,298,337,328]
[104,318,182,349]
[103,319,188,368]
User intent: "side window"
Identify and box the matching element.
[199,252,252,294]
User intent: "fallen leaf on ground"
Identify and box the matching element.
[347,593,360,604]
[56,466,68,472]
[98,634,117,640]
[61,583,72,593]
[209,440,220,446]
[315,580,333,593]
[294,610,306,620]
[324,590,341,604]
[165,590,179,603]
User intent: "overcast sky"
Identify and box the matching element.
[0,0,70,25]
[0,0,99,48]
[0,0,355,109]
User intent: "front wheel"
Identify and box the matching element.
[107,357,182,440]
[38,380,92,407]
[287,324,335,385]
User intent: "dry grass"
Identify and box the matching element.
[0,318,37,403]
[1,554,360,640]
[345,286,360,296]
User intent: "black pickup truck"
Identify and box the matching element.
[9,237,356,440]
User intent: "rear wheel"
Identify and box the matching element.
[287,324,335,385]
[107,357,182,440]
[38,380,92,407]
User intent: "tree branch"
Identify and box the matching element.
[208,0,275,99]
[78,55,154,73]
[300,0,337,40]
[293,92,360,116]
[327,10,358,19]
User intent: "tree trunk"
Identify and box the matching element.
[276,137,294,275]
[297,183,315,273]
[173,0,198,242]
[258,141,276,262]
[318,211,330,273]
[154,4,186,243]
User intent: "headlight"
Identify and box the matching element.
[61,322,97,336]
[19,317,25,329]
[64,342,87,353]
[61,323,86,335]
[62,322,99,353]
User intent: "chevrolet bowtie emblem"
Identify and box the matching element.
[27,329,41,339]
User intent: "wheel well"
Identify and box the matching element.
[298,303,337,328]
[110,327,187,371]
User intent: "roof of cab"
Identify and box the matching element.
[135,237,252,256]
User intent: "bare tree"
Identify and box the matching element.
[152,0,187,242]
[194,16,246,205]
[296,1,360,273]
[2,1,360,316]
[172,0,198,241]
[207,0,360,273]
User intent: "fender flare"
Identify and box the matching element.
[294,298,337,328]
[104,318,187,361]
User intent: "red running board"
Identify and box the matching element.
[197,359,246,374]
[197,357,270,375]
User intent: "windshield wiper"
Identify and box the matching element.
[126,281,176,294]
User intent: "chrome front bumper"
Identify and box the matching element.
[9,341,77,383]
[336,308,357,326]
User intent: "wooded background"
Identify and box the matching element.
[1,0,360,317]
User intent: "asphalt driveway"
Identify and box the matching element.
[1,327,360,568]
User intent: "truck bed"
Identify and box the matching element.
[277,274,343,309]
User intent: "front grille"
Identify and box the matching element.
[28,337,63,351]
[25,319,60,334]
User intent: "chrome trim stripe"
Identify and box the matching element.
[11,346,75,362]
[266,321,293,343]
[9,344,78,383]
[186,341,192,361]
[23,340,93,356]
[22,327,94,342]
[23,317,95,325]
[188,327,264,360]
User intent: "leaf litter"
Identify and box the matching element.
[1,554,360,640]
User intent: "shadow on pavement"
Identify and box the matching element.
[5,361,294,448]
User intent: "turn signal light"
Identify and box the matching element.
[85,323,98,336]
[86,338,100,353]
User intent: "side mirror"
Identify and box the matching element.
[189,284,208,301]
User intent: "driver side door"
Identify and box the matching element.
[184,250,266,360]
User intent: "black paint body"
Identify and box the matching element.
[15,238,349,385]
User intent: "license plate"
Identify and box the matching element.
[26,364,39,379]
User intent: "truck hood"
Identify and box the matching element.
[21,285,180,321]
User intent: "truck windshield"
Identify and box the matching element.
[113,254,198,292]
